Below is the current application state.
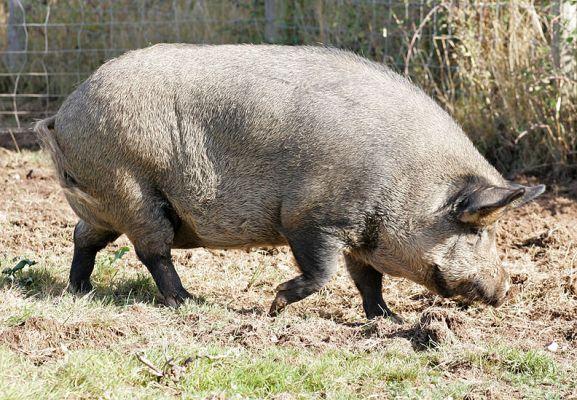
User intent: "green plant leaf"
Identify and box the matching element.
[2,259,37,277]
[112,247,130,263]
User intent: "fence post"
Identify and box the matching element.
[192,0,209,42]
[5,0,27,74]
[562,1,577,86]
[552,0,577,83]
[265,0,284,43]
[315,0,326,44]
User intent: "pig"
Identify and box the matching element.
[35,44,544,320]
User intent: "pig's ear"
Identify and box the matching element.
[458,184,544,225]
[506,183,546,208]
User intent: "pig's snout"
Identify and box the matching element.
[469,266,511,307]
[431,264,511,307]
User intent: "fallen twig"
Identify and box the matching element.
[135,352,164,378]
[135,349,236,383]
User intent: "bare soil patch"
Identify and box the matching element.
[1,316,136,364]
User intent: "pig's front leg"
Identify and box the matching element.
[269,229,341,316]
[345,254,403,323]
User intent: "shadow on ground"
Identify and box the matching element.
[1,268,211,308]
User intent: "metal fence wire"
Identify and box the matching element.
[0,0,572,140]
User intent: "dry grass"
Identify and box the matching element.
[1,150,576,398]
[445,3,577,177]
[401,2,577,177]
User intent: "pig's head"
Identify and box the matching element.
[423,183,545,306]
[367,180,545,307]
[422,181,545,306]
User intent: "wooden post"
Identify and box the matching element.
[265,0,285,43]
[5,0,27,73]
[552,0,577,98]
[553,0,577,79]
[552,0,562,70]
[315,0,325,44]
[192,0,209,42]
[561,1,577,85]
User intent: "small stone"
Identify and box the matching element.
[546,341,559,352]
[511,273,528,285]
[60,343,70,355]
[566,276,577,297]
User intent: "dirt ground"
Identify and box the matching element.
[1,149,576,399]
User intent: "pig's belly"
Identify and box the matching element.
[172,221,287,249]
[168,175,287,249]
[172,207,287,250]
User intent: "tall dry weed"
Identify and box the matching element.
[438,2,576,177]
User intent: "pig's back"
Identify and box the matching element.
[54,44,501,246]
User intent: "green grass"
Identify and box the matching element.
[0,339,572,399]
[461,347,571,400]
[0,344,461,399]
[3,306,35,327]
[0,249,575,399]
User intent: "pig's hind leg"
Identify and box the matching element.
[344,254,403,323]
[126,203,192,308]
[269,230,341,316]
[69,220,119,293]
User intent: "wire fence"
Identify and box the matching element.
[0,0,462,136]
[0,0,575,163]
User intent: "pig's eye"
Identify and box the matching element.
[465,234,478,245]
[465,227,484,245]
[467,225,483,236]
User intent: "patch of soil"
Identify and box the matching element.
[0,316,136,364]
[412,307,467,349]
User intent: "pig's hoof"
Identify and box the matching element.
[268,293,288,317]
[387,313,405,325]
[162,288,192,308]
[366,305,405,324]
[367,312,404,324]
[68,280,93,294]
